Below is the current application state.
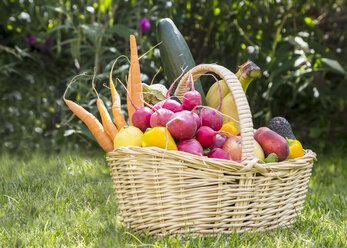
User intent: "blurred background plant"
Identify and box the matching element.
[0,0,346,153]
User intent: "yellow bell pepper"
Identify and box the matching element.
[141,127,178,150]
[219,121,237,137]
[288,139,304,159]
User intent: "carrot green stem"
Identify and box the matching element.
[92,67,100,99]
[117,78,138,111]
[109,55,130,88]
[166,68,186,99]
[150,66,162,85]
[63,72,91,100]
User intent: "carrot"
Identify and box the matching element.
[63,75,114,153]
[109,58,127,130]
[127,35,144,124]
[127,66,133,125]
[91,70,118,141]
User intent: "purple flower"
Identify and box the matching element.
[75,66,81,74]
[140,18,151,34]
[26,36,38,45]
[75,62,81,73]
[41,38,52,52]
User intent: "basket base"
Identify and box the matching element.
[118,215,299,237]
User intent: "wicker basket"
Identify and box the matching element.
[107,64,316,236]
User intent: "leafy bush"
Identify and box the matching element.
[1,0,346,152]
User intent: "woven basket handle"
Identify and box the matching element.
[174,64,255,160]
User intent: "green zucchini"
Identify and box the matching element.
[156,18,206,105]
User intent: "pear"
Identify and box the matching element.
[206,80,230,109]
[219,61,261,132]
[220,93,240,131]
[254,140,265,161]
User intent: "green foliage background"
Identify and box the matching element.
[0,0,346,153]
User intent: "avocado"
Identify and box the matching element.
[268,117,296,140]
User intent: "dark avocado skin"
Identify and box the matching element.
[268,117,296,140]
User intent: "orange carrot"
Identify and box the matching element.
[92,71,118,141]
[127,34,143,124]
[63,75,114,153]
[110,59,127,130]
[126,67,133,125]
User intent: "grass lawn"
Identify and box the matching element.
[0,149,346,247]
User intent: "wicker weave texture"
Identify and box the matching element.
[107,64,316,236]
[108,147,316,235]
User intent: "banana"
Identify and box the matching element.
[206,61,261,132]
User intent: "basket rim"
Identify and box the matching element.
[108,146,316,175]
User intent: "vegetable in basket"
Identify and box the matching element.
[117,78,153,132]
[152,69,186,113]
[166,111,197,140]
[209,134,228,149]
[141,127,177,151]
[208,148,231,160]
[109,58,128,130]
[196,126,230,149]
[92,72,119,141]
[177,139,204,156]
[127,35,144,125]
[182,73,202,111]
[197,79,224,132]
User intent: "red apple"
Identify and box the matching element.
[222,135,242,161]
[222,135,265,161]
[254,127,289,162]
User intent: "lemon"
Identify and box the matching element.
[288,139,304,159]
[114,126,143,148]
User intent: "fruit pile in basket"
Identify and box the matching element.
[64,18,305,163]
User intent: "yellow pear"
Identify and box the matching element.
[220,93,240,132]
[206,80,230,109]
[205,61,261,134]
[254,140,265,161]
